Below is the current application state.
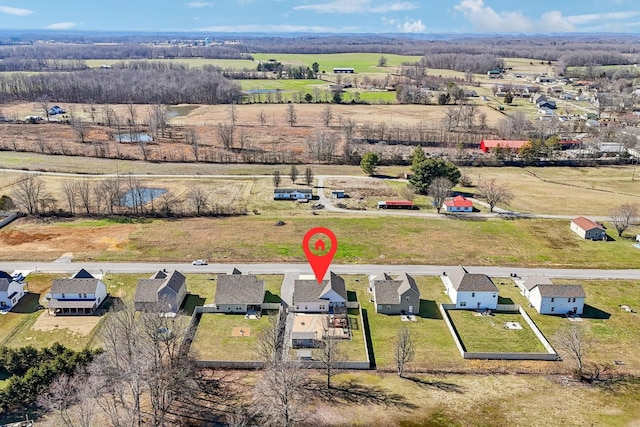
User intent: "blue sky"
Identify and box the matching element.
[0,0,639,33]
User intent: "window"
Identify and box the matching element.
[406,296,410,301]
[320,305,325,310]
[551,297,555,302]
[61,293,66,299]
[377,305,382,311]
[386,305,391,311]
[460,301,467,307]
[572,298,576,302]
[551,307,555,312]
[296,305,299,310]
[471,292,475,297]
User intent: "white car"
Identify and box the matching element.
[192,259,208,265]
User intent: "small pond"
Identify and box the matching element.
[166,105,199,118]
[115,133,153,143]
[121,188,167,207]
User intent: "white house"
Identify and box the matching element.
[570,217,606,240]
[0,271,25,310]
[443,195,473,213]
[518,274,553,298]
[48,269,108,316]
[441,266,498,310]
[528,284,586,315]
[273,188,313,200]
[292,272,346,313]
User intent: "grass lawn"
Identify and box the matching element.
[496,277,640,373]
[84,58,258,70]
[251,53,423,74]
[447,310,547,353]
[351,275,463,371]
[190,311,277,361]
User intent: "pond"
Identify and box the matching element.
[166,105,199,118]
[115,133,153,143]
[121,188,167,208]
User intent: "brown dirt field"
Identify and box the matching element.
[231,327,251,337]
[0,219,137,261]
[30,311,101,334]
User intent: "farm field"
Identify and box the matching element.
[251,53,423,74]
[3,214,639,268]
[84,58,258,70]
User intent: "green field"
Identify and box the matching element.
[84,58,258,70]
[252,53,423,74]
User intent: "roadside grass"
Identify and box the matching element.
[251,53,423,74]
[351,275,463,371]
[190,310,277,361]
[497,278,640,372]
[447,310,546,353]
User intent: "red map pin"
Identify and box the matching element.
[302,227,338,285]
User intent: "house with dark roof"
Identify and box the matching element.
[213,270,265,313]
[528,280,586,315]
[292,272,346,313]
[134,270,187,312]
[443,195,473,213]
[0,271,25,310]
[518,274,553,298]
[48,270,107,315]
[570,217,606,240]
[441,266,498,309]
[371,273,420,315]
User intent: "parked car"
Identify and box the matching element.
[192,259,208,265]
[48,106,66,115]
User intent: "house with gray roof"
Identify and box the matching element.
[134,270,187,313]
[371,273,420,315]
[441,266,498,310]
[213,271,265,313]
[48,270,107,316]
[292,272,346,313]
[518,274,554,298]
[0,271,25,310]
[523,275,586,315]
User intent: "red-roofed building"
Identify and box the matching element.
[570,217,606,240]
[480,140,528,153]
[443,196,473,213]
[377,200,415,209]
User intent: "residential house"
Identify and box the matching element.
[213,271,265,313]
[0,271,25,310]
[134,270,187,312]
[292,272,346,313]
[48,269,107,315]
[479,139,528,153]
[537,100,556,110]
[371,273,420,314]
[538,107,555,116]
[570,217,606,240]
[442,266,498,309]
[518,274,553,298]
[333,67,354,74]
[443,195,473,213]
[330,190,346,198]
[528,283,586,315]
[273,188,313,200]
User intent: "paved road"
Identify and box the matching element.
[3,261,640,280]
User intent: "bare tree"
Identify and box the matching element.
[228,104,238,126]
[478,178,514,212]
[255,315,283,364]
[394,327,415,377]
[186,126,201,161]
[555,325,590,378]
[319,319,342,389]
[289,165,299,184]
[101,177,123,214]
[258,110,267,126]
[74,181,92,215]
[216,122,235,150]
[39,96,51,122]
[609,203,638,237]
[149,104,168,138]
[273,170,282,188]
[40,372,97,427]
[428,177,454,213]
[101,105,117,127]
[69,109,89,143]
[399,185,416,202]
[304,167,314,187]
[11,174,45,215]
[321,105,333,127]
[61,181,78,214]
[186,186,209,215]
[253,359,308,427]
[285,104,297,127]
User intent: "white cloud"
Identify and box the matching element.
[186,1,214,7]
[0,5,33,16]
[197,24,356,32]
[294,0,417,14]
[46,22,76,30]
[454,0,638,33]
[382,16,425,33]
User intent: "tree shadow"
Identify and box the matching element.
[306,378,417,410]
[182,294,207,315]
[99,296,123,312]
[581,304,611,320]
[360,308,376,369]
[404,375,466,394]
[417,300,442,319]
[446,213,487,221]
[10,292,41,314]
